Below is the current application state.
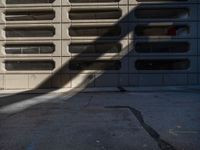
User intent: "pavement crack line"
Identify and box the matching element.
[84,96,93,108]
[105,106,176,150]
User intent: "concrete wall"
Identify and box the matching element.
[0,0,199,89]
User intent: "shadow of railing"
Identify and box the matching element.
[0,3,182,110]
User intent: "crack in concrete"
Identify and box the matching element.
[105,106,176,150]
[84,96,93,108]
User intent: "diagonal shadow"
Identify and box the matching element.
[0,3,178,109]
[0,4,137,108]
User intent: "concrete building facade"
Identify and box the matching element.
[0,0,199,90]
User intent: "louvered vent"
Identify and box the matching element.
[131,0,199,87]
[0,0,199,89]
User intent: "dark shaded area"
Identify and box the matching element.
[135,59,190,70]
[105,106,176,150]
[69,60,121,70]
[135,7,189,19]
[135,41,189,53]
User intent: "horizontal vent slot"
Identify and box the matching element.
[135,59,190,70]
[5,27,55,37]
[69,43,121,54]
[136,0,187,1]
[69,9,122,20]
[69,26,121,37]
[135,42,189,53]
[5,10,55,21]
[135,25,189,36]
[135,8,189,19]
[5,44,55,54]
[69,60,121,70]
[5,61,55,71]
[6,0,55,4]
[69,0,120,3]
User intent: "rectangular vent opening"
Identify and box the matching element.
[69,9,122,20]
[135,8,189,19]
[69,60,121,70]
[135,59,190,70]
[5,10,55,21]
[69,0,120,3]
[136,0,187,2]
[135,25,189,36]
[6,0,55,4]
[69,43,121,54]
[69,26,121,37]
[135,42,189,53]
[5,44,55,54]
[5,27,55,37]
[5,60,55,71]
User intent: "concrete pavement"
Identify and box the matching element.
[0,89,200,150]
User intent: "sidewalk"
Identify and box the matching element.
[0,90,200,150]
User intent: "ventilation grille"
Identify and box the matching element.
[5,10,55,21]
[135,8,189,19]
[135,42,190,53]
[135,59,190,70]
[69,60,121,70]
[69,43,121,54]
[69,9,122,20]
[132,1,194,74]
[69,0,120,3]
[5,27,55,37]
[0,0,198,89]
[5,60,55,71]
[6,0,56,4]
[5,44,55,54]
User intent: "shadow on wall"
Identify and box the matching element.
[0,2,190,110]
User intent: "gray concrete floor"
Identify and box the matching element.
[0,90,200,150]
